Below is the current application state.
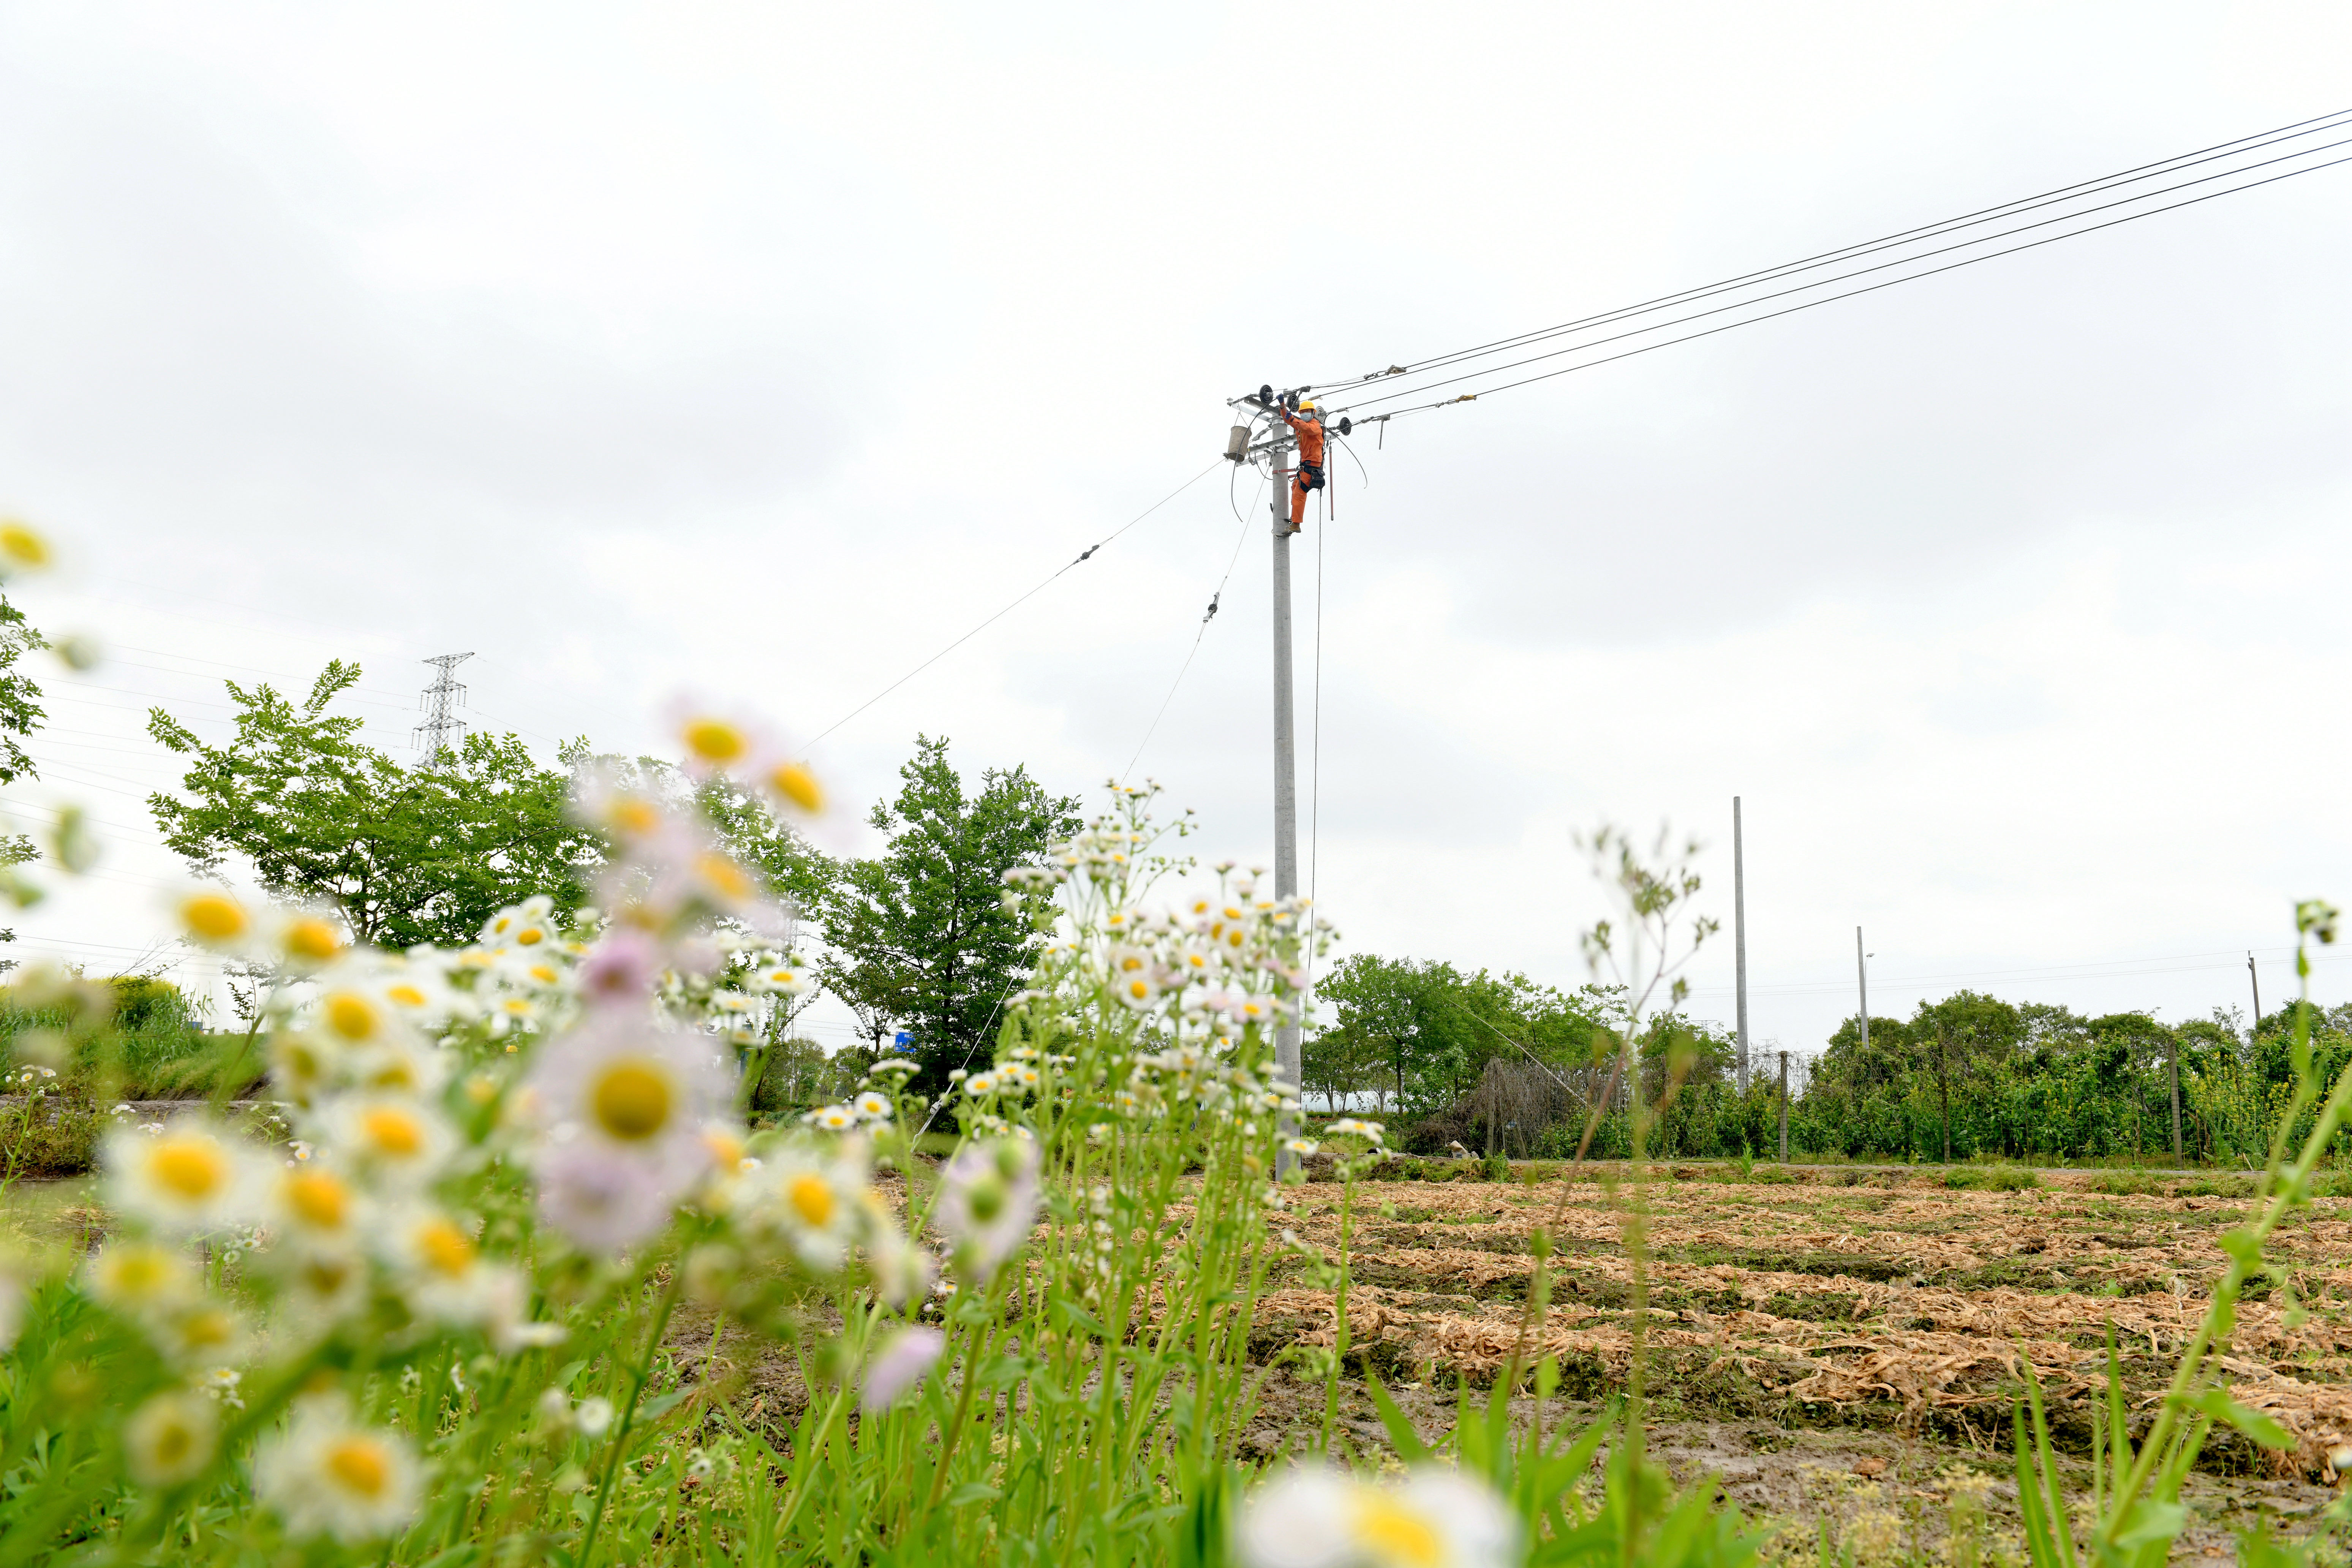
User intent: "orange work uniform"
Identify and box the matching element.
[1280,409,1327,528]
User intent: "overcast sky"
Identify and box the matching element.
[3,2,2350,1055]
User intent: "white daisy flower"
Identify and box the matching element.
[323,1097,455,1192]
[854,1091,893,1122]
[101,1121,264,1236]
[124,1389,218,1487]
[379,1207,507,1328]
[83,1241,197,1318]
[933,1139,1040,1284]
[1234,1467,1517,1568]
[253,1396,422,1544]
[735,1142,870,1272]
[525,1012,729,1240]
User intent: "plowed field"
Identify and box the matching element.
[1242,1163,2352,1558]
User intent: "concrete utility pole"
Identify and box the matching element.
[1734,797,1750,1094]
[2170,1031,2183,1162]
[1856,927,1870,1048]
[1777,1049,1789,1161]
[1269,438,1302,1160]
[2248,952,2263,1040]
[413,653,474,764]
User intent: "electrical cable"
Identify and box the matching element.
[1120,473,1266,781]
[1338,148,2352,421]
[802,462,1223,755]
[1301,106,2352,400]
[1333,137,2352,417]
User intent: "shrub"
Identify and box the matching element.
[1944,1165,2040,1191]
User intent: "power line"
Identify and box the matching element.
[1121,471,1265,781]
[1334,140,2352,419]
[1307,107,2352,404]
[803,462,1223,754]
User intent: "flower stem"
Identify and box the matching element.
[576,1264,683,1568]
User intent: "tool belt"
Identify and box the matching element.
[1296,461,1325,491]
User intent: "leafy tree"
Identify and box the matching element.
[0,595,45,788]
[148,662,597,947]
[817,736,1076,1094]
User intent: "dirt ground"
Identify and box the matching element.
[1234,1163,2352,1558]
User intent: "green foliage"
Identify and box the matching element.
[0,593,46,789]
[816,735,1076,1091]
[1943,1164,2039,1191]
[1309,954,1620,1118]
[147,661,597,947]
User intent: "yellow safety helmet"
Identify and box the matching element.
[1298,399,1318,414]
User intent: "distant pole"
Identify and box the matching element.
[2247,952,2262,1041]
[1271,433,1301,1172]
[2169,1031,2183,1163]
[1856,926,1870,1048]
[1734,797,1750,1094]
[1938,1022,1952,1163]
[1777,1049,1789,1161]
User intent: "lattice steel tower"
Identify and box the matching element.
[412,653,474,763]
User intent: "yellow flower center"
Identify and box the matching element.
[150,1136,228,1201]
[180,894,247,942]
[1124,979,1150,1000]
[610,798,660,836]
[1350,1493,1445,1568]
[283,918,342,961]
[517,927,544,946]
[787,1171,836,1229]
[178,1308,234,1350]
[324,992,380,1042]
[325,1436,392,1499]
[416,1218,474,1277]
[683,718,748,764]
[361,1107,424,1159]
[286,1170,350,1228]
[528,964,558,984]
[104,1247,174,1300]
[591,1061,673,1141]
[695,853,751,901]
[385,983,427,1008]
[149,1419,195,1469]
[702,1128,745,1169]
[770,762,824,813]
[0,522,51,569]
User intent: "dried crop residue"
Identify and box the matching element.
[1237,1166,2352,1482]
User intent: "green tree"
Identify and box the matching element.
[0,595,45,788]
[148,661,597,948]
[816,735,1076,1094]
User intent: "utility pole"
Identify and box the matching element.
[413,653,474,765]
[1734,796,1749,1094]
[1938,1021,1952,1163]
[1266,423,1303,1171]
[2170,1030,2182,1163]
[2247,952,2263,1041]
[1856,926,1870,1048]
[1777,1049,1789,1162]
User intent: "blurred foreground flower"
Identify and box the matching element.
[861,1325,945,1413]
[252,1396,422,1544]
[935,1138,1040,1283]
[1234,1467,1517,1568]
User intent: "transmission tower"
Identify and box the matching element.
[412,653,474,763]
